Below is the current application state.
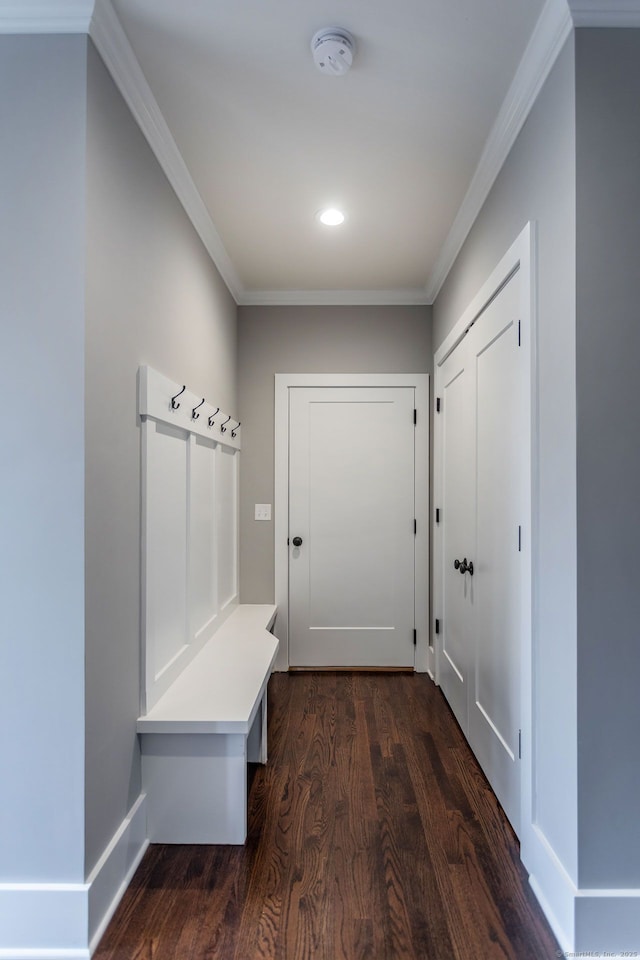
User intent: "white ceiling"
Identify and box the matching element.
[109,0,547,302]
[4,1,640,302]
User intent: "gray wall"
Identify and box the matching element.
[84,42,237,874]
[237,305,432,602]
[433,39,578,880]
[575,29,640,888]
[0,36,87,883]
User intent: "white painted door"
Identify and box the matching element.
[438,268,526,835]
[438,345,475,729]
[288,386,416,668]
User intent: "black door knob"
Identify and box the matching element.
[454,557,474,575]
[292,536,303,547]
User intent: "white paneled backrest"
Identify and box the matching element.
[216,445,238,613]
[189,435,218,644]
[139,365,240,712]
[145,420,189,689]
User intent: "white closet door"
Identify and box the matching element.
[467,274,524,836]
[437,266,525,836]
[288,386,416,668]
[438,349,475,729]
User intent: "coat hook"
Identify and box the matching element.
[207,407,220,428]
[231,421,241,438]
[220,415,232,434]
[192,398,205,420]
[171,385,186,410]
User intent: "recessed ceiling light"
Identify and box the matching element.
[318,208,345,226]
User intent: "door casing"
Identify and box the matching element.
[274,373,430,673]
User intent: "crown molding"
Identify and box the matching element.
[238,288,431,307]
[89,0,243,302]
[568,0,640,26]
[0,0,93,32]
[424,0,572,303]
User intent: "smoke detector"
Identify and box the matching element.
[311,28,355,77]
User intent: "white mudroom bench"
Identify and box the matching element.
[137,604,278,845]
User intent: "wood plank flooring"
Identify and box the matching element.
[95,672,559,960]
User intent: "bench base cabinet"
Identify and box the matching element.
[141,694,266,845]
[137,605,278,845]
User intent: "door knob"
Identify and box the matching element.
[292,536,303,547]
[454,557,474,576]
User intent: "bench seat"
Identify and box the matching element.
[137,604,278,845]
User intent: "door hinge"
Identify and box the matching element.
[518,729,522,760]
[287,537,290,545]
[413,628,417,646]
[435,618,440,635]
[435,507,440,523]
[518,525,522,552]
[518,319,522,347]
[436,397,441,413]
[414,518,417,535]
[413,408,417,425]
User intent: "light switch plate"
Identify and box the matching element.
[254,503,272,521]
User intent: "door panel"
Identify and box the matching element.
[289,386,415,668]
[439,358,474,728]
[468,276,523,834]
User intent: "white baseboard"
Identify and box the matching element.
[575,890,640,954]
[0,950,89,960]
[524,823,577,951]
[0,795,147,960]
[525,823,640,954]
[87,794,148,954]
[0,883,89,959]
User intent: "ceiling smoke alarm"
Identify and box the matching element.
[311,28,355,77]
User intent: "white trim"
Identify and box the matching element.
[274,372,429,673]
[273,377,290,672]
[0,794,148,958]
[425,0,571,303]
[238,288,430,307]
[569,0,640,26]
[527,824,640,952]
[0,1,94,33]
[88,0,243,303]
[0,884,89,959]
[434,225,534,368]
[0,950,89,959]
[138,365,241,453]
[527,822,577,952]
[87,794,148,954]
[574,891,640,954]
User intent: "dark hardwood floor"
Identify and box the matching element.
[95,672,559,959]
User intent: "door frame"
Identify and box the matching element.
[433,221,535,844]
[274,373,430,673]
